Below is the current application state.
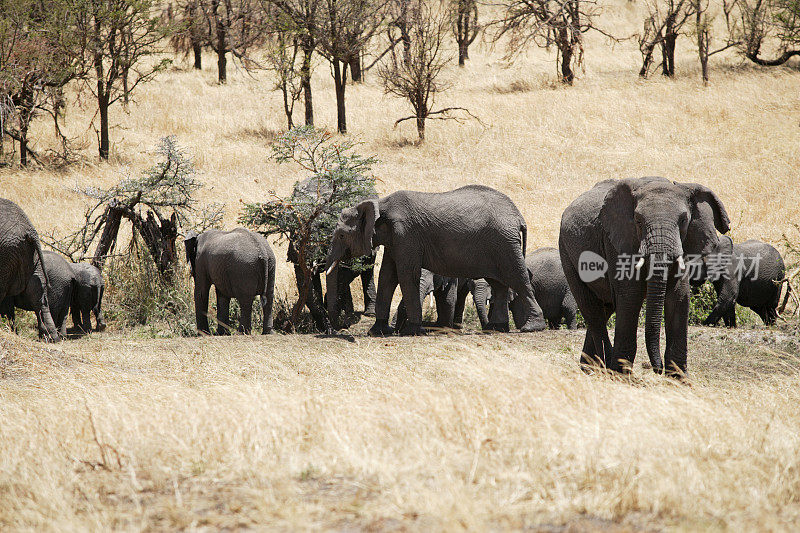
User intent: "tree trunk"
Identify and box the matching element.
[559,32,574,84]
[137,211,178,281]
[213,0,227,83]
[92,203,124,268]
[662,33,676,77]
[282,81,294,129]
[193,43,202,69]
[217,49,227,83]
[98,93,110,160]
[333,59,347,134]
[349,52,362,83]
[458,43,467,66]
[301,43,314,126]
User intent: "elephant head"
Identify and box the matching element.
[324,200,379,326]
[600,177,729,372]
[184,230,198,279]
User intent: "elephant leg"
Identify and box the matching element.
[361,263,376,316]
[369,256,398,337]
[664,276,690,378]
[564,263,612,369]
[397,266,424,336]
[486,280,510,332]
[215,290,231,335]
[238,297,254,334]
[194,280,211,335]
[0,299,15,331]
[704,278,738,327]
[94,286,106,332]
[563,304,578,330]
[261,266,275,335]
[393,301,407,331]
[472,279,491,330]
[611,283,645,373]
[764,305,778,326]
[434,281,457,328]
[453,281,469,329]
[80,306,92,335]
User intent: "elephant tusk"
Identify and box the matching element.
[635,257,645,271]
[429,295,435,309]
[325,260,339,276]
[677,255,686,272]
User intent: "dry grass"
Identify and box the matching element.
[1,0,800,529]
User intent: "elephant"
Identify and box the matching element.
[559,177,730,377]
[454,278,491,330]
[325,185,547,336]
[701,236,789,327]
[0,199,59,342]
[185,228,276,335]
[510,247,578,330]
[1,250,74,338]
[288,176,377,332]
[70,263,106,333]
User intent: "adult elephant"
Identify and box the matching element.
[1,250,74,338]
[185,228,275,335]
[559,177,730,377]
[0,199,59,342]
[288,176,377,332]
[510,247,578,330]
[70,263,106,333]
[702,237,788,327]
[325,185,546,335]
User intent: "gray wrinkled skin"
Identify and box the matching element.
[185,228,276,335]
[702,237,788,327]
[559,177,729,377]
[0,198,59,342]
[70,262,106,333]
[510,247,578,330]
[326,185,546,336]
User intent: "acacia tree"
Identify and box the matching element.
[0,0,78,166]
[239,126,376,330]
[316,0,386,133]
[451,0,478,66]
[379,0,476,141]
[489,0,606,84]
[44,137,223,280]
[71,0,170,160]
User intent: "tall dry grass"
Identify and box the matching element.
[1,0,800,528]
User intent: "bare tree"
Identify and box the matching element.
[451,0,478,66]
[170,0,206,69]
[269,0,322,125]
[379,0,476,141]
[264,11,304,128]
[728,0,800,65]
[316,0,386,133]
[199,0,267,83]
[489,0,606,84]
[638,0,694,77]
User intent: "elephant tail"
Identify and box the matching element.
[520,220,528,256]
[778,277,792,315]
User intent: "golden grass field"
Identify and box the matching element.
[2,0,800,529]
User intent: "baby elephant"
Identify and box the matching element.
[69,263,106,333]
[185,228,276,335]
[703,237,789,327]
[1,250,75,337]
[510,247,578,330]
[393,269,458,332]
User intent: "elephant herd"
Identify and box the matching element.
[0,177,789,376]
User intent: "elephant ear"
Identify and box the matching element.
[184,230,198,278]
[599,179,639,254]
[680,182,731,257]
[356,199,379,255]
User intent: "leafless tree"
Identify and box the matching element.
[379,0,477,141]
[264,11,304,128]
[451,0,478,66]
[638,0,694,77]
[170,0,206,69]
[488,0,607,84]
[199,0,268,83]
[316,0,387,133]
[727,0,800,65]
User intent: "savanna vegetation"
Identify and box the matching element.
[1,0,800,529]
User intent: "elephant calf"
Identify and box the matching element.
[510,248,578,330]
[185,228,276,335]
[1,250,75,337]
[703,237,789,327]
[70,263,106,333]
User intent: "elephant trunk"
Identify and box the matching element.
[326,263,340,330]
[472,279,491,330]
[644,272,666,374]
